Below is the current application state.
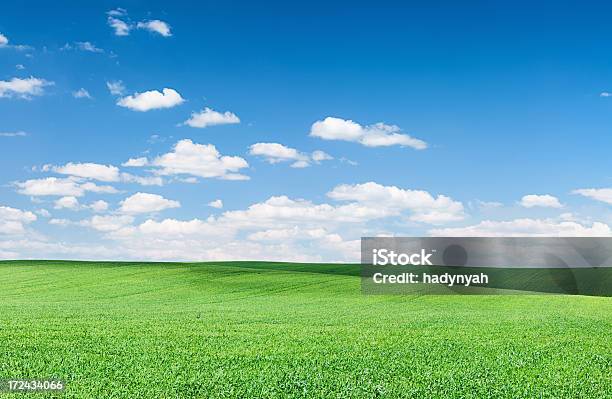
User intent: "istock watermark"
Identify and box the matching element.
[361,237,612,296]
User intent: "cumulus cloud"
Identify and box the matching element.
[120,173,163,186]
[117,88,184,111]
[249,143,308,166]
[119,192,180,214]
[0,77,53,99]
[54,197,108,213]
[151,139,249,180]
[208,199,223,209]
[136,20,172,37]
[72,88,92,99]
[429,218,612,237]
[0,205,37,235]
[82,215,134,232]
[249,143,333,168]
[310,117,427,149]
[54,196,80,210]
[98,186,443,261]
[106,80,125,96]
[327,182,465,224]
[0,33,8,46]
[52,162,120,182]
[122,157,148,167]
[573,188,612,205]
[519,194,563,208]
[45,161,161,186]
[184,107,240,128]
[89,200,109,213]
[4,179,467,261]
[15,177,117,197]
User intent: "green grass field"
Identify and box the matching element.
[0,260,610,398]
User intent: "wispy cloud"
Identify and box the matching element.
[72,88,92,99]
[107,9,131,36]
[106,80,126,96]
[137,20,172,37]
[62,41,104,53]
[0,131,28,137]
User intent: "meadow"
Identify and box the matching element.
[0,260,610,398]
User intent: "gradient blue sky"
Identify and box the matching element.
[2,1,612,261]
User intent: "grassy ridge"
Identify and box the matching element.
[0,260,610,398]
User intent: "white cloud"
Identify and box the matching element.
[89,200,109,213]
[80,182,117,194]
[208,199,223,209]
[107,8,127,17]
[310,117,427,149]
[311,150,333,162]
[54,196,80,210]
[52,197,109,214]
[117,88,184,111]
[430,218,612,237]
[573,188,612,205]
[47,161,161,186]
[120,173,163,186]
[108,16,131,36]
[327,182,465,224]
[136,218,216,236]
[136,20,172,37]
[122,157,148,167]
[0,33,29,51]
[15,177,117,197]
[72,88,92,99]
[0,205,37,235]
[106,80,125,96]
[249,143,307,165]
[3,180,466,261]
[152,139,249,180]
[184,107,240,128]
[0,77,53,99]
[0,131,27,137]
[600,92,611,97]
[83,215,134,232]
[119,192,180,214]
[53,162,120,182]
[16,64,25,70]
[519,194,563,208]
[63,42,104,53]
[35,209,51,218]
[249,143,333,168]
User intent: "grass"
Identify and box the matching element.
[0,260,610,398]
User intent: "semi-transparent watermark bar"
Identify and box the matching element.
[361,237,612,296]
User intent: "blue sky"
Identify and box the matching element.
[2,1,612,261]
